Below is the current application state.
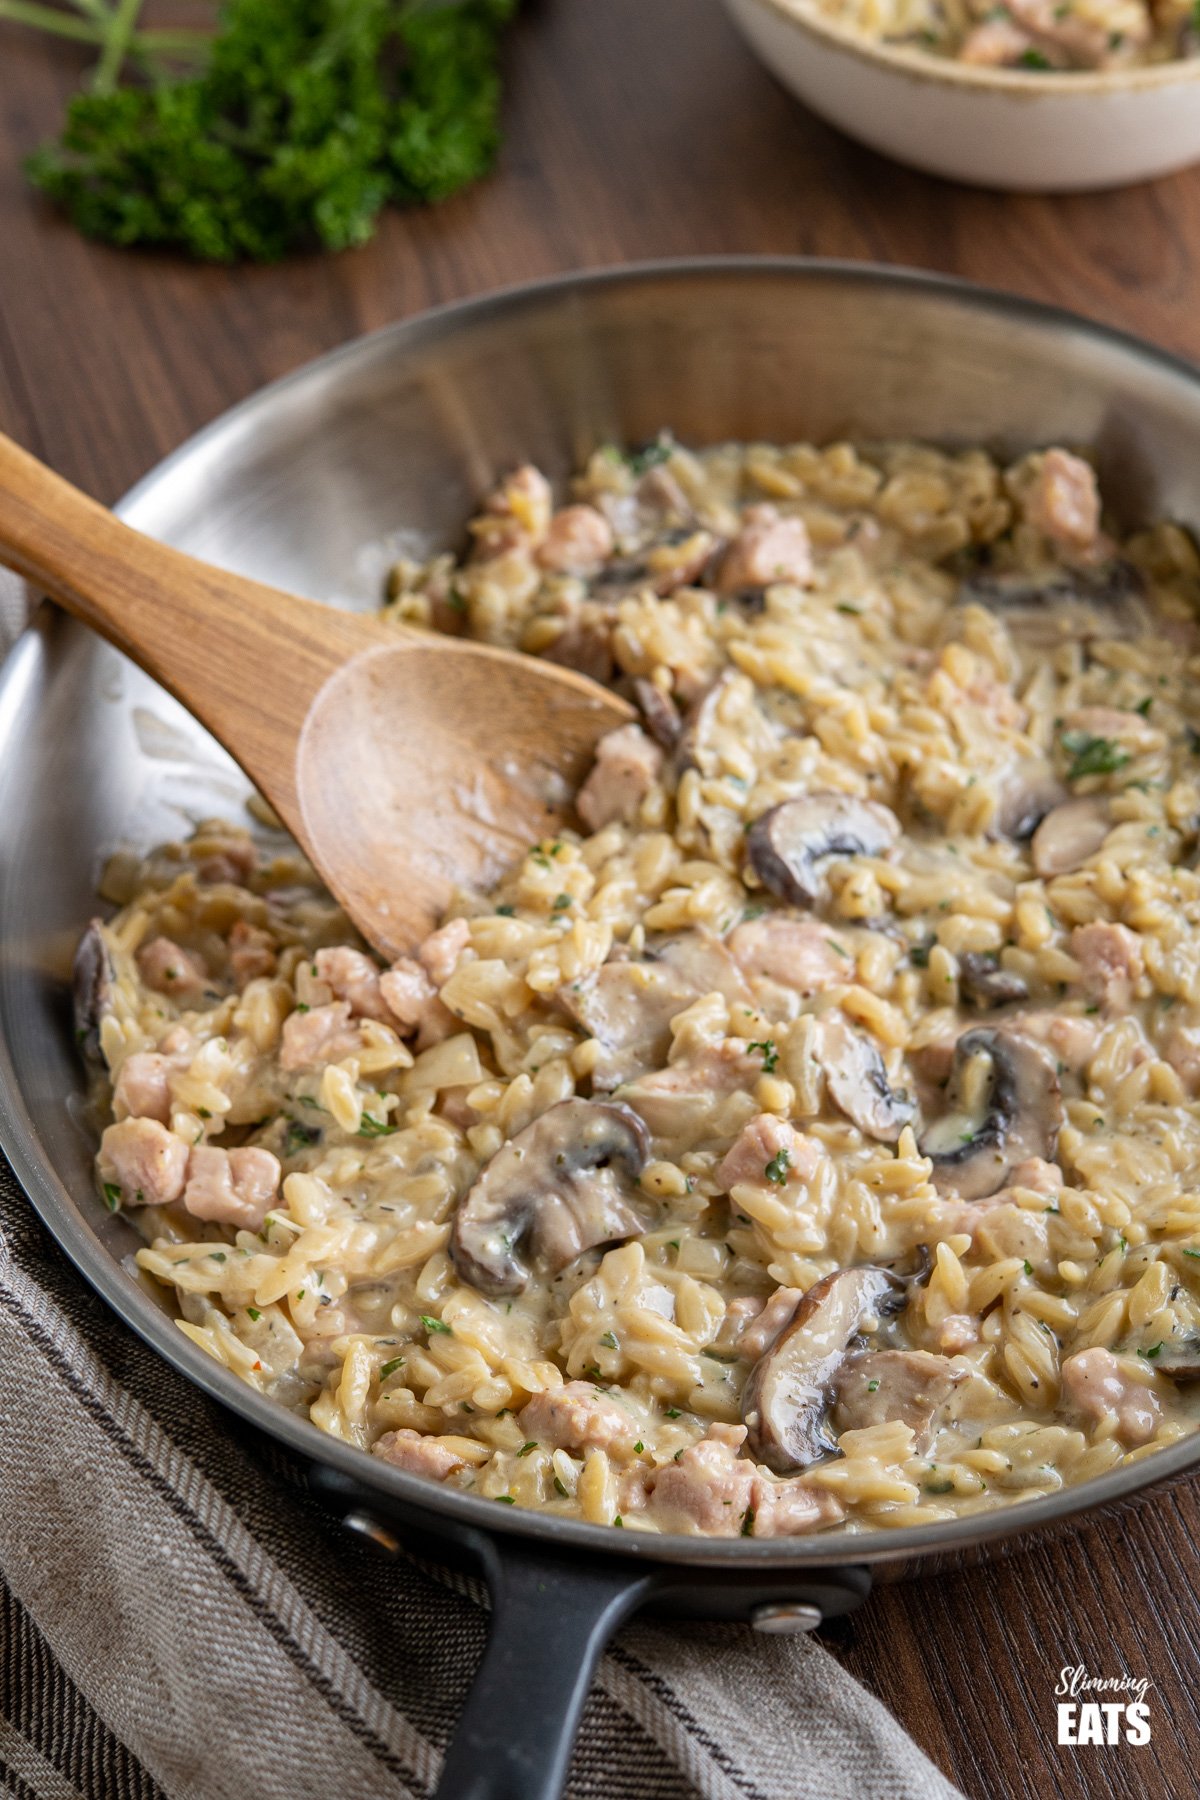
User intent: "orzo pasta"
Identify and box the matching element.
[808,0,1200,70]
[78,435,1200,1538]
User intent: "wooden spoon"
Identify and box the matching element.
[0,433,632,959]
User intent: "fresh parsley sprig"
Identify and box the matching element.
[13,0,518,262]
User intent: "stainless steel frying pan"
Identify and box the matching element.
[3,260,1200,1800]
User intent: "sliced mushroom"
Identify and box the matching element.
[958,560,1147,646]
[742,1265,908,1473]
[450,1098,650,1295]
[558,931,750,1091]
[994,758,1069,841]
[673,670,736,777]
[632,677,682,750]
[918,1027,1061,1201]
[73,918,113,1063]
[1151,1337,1200,1381]
[831,1348,965,1454]
[1031,796,1112,879]
[747,794,900,909]
[812,1012,914,1142]
[958,952,1030,1011]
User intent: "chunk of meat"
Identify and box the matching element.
[1061,1348,1162,1447]
[716,505,813,595]
[99,1118,188,1207]
[112,1052,172,1125]
[190,831,257,886]
[227,920,276,987]
[372,1429,466,1480]
[1006,0,1146,67]
[279,1001,360,1072]
[518,1382,638,1455]
[1009,1010,1102,1075]
[136,937,208,1002]
[537,505,614,576]
[1061,704,1156,744]
[1003,1156,1064,1197]
[832,1349,964,1455]
[1024,450,1102,553]
[314,946,390,1022]
[379,960,455,1046]
[937,1314,980,1354]
[617,1045,757,1145]
[419,917,471,987]
[577,725,664,832]
[960,16,1034,61]
[629,1423,841,1538]
[728,915,847,1000]
[1070,922,1144,1013]
[183,1144,281,1230]
[738,1286,804,1360]
[1161,1019,1200,1095]
[716,1116,820,1194]
[543,618,615,683]
[474,463,552,557]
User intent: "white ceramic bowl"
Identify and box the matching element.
[723,0,1200,191]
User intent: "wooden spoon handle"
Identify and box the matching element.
[0,430,392,791]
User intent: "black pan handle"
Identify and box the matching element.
[435,1534,658,1800]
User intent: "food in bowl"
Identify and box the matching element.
[78,435,1200,1537]
[813,0,1199,69]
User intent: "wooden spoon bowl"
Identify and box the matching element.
[0,432,631,959]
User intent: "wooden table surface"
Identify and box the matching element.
[1,5,1198,1798]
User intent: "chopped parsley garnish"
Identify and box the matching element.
[1134,696,1153,718]
[101,1181,121,1212]
[866,1379,880,1393]
[516,1440,537,1457]
[495,904,515,916]
[1019,47,1052,65]
[613,1514,624,1527]
[599,1330,619,1350]
[495,1494,516,1505]
[1139,1342,1164,1360]
[910,939,933,969]
[1023,1260,1033,1276]
[633,1441,644,1454]
[283,1119,321,1157]
[741,1508,756,1536]
[1183,1249,1200,1260]
[553,1476,569,1498]
[421,1314,453,1336]
[664,1407,682,1419]
[748,1039,779,1074]
[1061,730,1131,781]
[379,1356,405,1380]
[357,1113,398,1138]
[628,438,671,474]
[246,1306,261,1321]
[836,603,861,616]
[764,1147,791,1186]
[552,893,572,911]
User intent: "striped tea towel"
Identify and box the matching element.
[0,612,965,1800]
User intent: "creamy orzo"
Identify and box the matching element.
[79,435,1200,1538]
[811,0,1199,70]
